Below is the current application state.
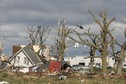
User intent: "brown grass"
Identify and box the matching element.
[0,70,126,84]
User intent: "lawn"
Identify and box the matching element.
[1,76,126,84]
[0,70,126,84]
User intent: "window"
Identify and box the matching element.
[17,56,20,63]
[24,57,29,65]
[24,57,27,64]
[79,63,85,66]
[27,60,29,65]
[14,56,20,64]
[96,63,101,66]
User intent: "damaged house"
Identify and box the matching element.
[8,45,53,73]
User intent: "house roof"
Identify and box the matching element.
[9,46,43,65]
[84,56,102,59]
[36,63,49,70]
[22,46,42,65]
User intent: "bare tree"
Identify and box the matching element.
[28,26,38,45]
[69,10,116,74]
[89,46,96,73]
[55,19,73,62]
[27,25,50,45]
[69,27,100,73]
[37,25,51,45]
[27,25,51,59]
[111,28,126,74]
[116,42,126,74]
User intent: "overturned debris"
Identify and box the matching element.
[0,81,9,84]
[59,75,67,80]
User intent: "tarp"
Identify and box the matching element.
[49,61,61,73]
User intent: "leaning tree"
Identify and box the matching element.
[111,28,126,74]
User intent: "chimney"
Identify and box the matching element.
[12,45,21,55]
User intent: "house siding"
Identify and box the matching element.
[10,52,32,67]
[64,56,126,68]
[64,56,102,67]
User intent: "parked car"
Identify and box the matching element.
[123,64,126,68]
[72,65,81,70]
[80,66,89,70]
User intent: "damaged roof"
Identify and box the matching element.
[22,46,42,64]
[9,46,44,65]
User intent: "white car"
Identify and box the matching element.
[80,66,89,70]
[123,64,126,68]
[72,65,81,70]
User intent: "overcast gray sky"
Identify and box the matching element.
[0,0,126,55]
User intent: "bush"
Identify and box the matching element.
[93,67,101,72]
[122,68,126,73]
[1,72,9,78]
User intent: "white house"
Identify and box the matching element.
[64,55,126,68]
[64,55,102,67]
[107,56,126,68]
[9,45,49,73]
[8,44,57,73]
[12,45,52,61]
[9,46,45,68]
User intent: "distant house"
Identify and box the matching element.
[64,55,102,67]
[64,55,126,68]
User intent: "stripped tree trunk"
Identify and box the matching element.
[101,34,108,74]
[89,47,96,73]
[116,42,126,74]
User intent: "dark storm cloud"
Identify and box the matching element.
[0,0,126,55]
[0,0,126,25]
[0,0,89,25]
